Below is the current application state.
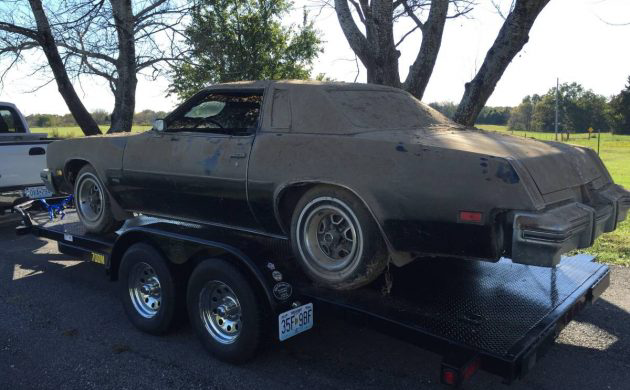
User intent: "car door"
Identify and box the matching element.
[121,90,263,229]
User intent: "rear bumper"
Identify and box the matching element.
[511,184,630,267]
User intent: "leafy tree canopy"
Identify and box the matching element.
[170,0,322,99]
[610,76,630,135]
[508,83,611,133]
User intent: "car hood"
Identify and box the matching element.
[361,126,605,195]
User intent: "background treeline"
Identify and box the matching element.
[26,109,168,128]
[431,80,630,135]
[26,79,630,135]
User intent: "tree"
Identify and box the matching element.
[333,0,473,100]
[477,106,511,125]
[1,0,101,135]
[169,0,322,99]
[610,76,630,135]
[0,0,190,134]
[519,82,611,133]
[508,95,537,131]
[453,0,550,126]
[428,101,457,118]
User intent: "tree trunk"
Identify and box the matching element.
[402,0,449,100]
[335,0,400,88]
[28,0,101,136]
[108,0,137,133]
[453,0,550,127]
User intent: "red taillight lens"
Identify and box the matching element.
[442,369,457,385]
[459,211,482,223]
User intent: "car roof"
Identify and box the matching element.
[202,80,401,93]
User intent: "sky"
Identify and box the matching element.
[1,0,629,116]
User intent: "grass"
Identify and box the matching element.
[31,125,151,138]
[477,124,630,266]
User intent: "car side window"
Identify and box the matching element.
[0,107,25,133]
[167,92,262,135]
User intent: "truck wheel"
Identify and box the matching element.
[74,164,120,234]
[119,243,177,335]
[187,259,262,364]
[290,186,388,290]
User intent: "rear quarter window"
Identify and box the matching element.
[327,90,443,129]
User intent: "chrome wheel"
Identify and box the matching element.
[128,262,162,318]
[77,173,103,222]
[199,281,242,344]
[297,197,363,274]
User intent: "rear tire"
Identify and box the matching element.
[74,164,121,233]
[290,185,388,290]
[187,259,262,364]
[118,243,177,335]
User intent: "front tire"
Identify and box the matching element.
[290,186,388,290]
[74,164,121,233]
[187,259,262,364]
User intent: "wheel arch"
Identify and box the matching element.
[273,180,402,265]
[64,158,91,186]
[109,229,276,311]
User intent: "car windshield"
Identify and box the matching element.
[327,90,447,129]
[168,93,262,135]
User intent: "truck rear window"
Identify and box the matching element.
[327,90,445,129]
[0,107,25,133]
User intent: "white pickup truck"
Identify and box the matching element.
[0,102,54,213]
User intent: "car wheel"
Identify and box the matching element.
[74,164,121,233]
[187,259,262,364]
[118,243,178,335]
[290,186,388,290]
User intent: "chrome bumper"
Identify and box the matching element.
[511,184,630,267]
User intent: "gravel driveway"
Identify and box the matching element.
[1,219,629,389]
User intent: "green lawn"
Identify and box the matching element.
[31,125,151,138]
[477,124,630,266]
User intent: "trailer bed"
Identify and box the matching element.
[18,205,611,385]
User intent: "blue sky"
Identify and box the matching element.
[1,0,629,115]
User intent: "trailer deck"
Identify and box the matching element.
[16,201,611,386]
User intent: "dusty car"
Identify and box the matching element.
[42,80,630,289]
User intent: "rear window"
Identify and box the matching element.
[0,107,25,133]
[327,90,444,129]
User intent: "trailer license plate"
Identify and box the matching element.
[278,303,313,341]
[24,186,53,199]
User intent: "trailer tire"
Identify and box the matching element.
[119,243,177,335]
[187,259,262,364]
[74,164,121,234]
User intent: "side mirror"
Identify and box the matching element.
[153,119,166,132]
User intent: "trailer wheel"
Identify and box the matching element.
[119,243,177,335]
[187,259,262,363]
[74,164,121,234]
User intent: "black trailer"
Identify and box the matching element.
[16,199,610,387]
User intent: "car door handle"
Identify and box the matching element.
[230,152,247,159]
[29,147,46,156]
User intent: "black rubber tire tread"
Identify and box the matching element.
[187,258,263,364]
[74,164,122,233]
[290,185,388,290]
[118,243,178,335]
